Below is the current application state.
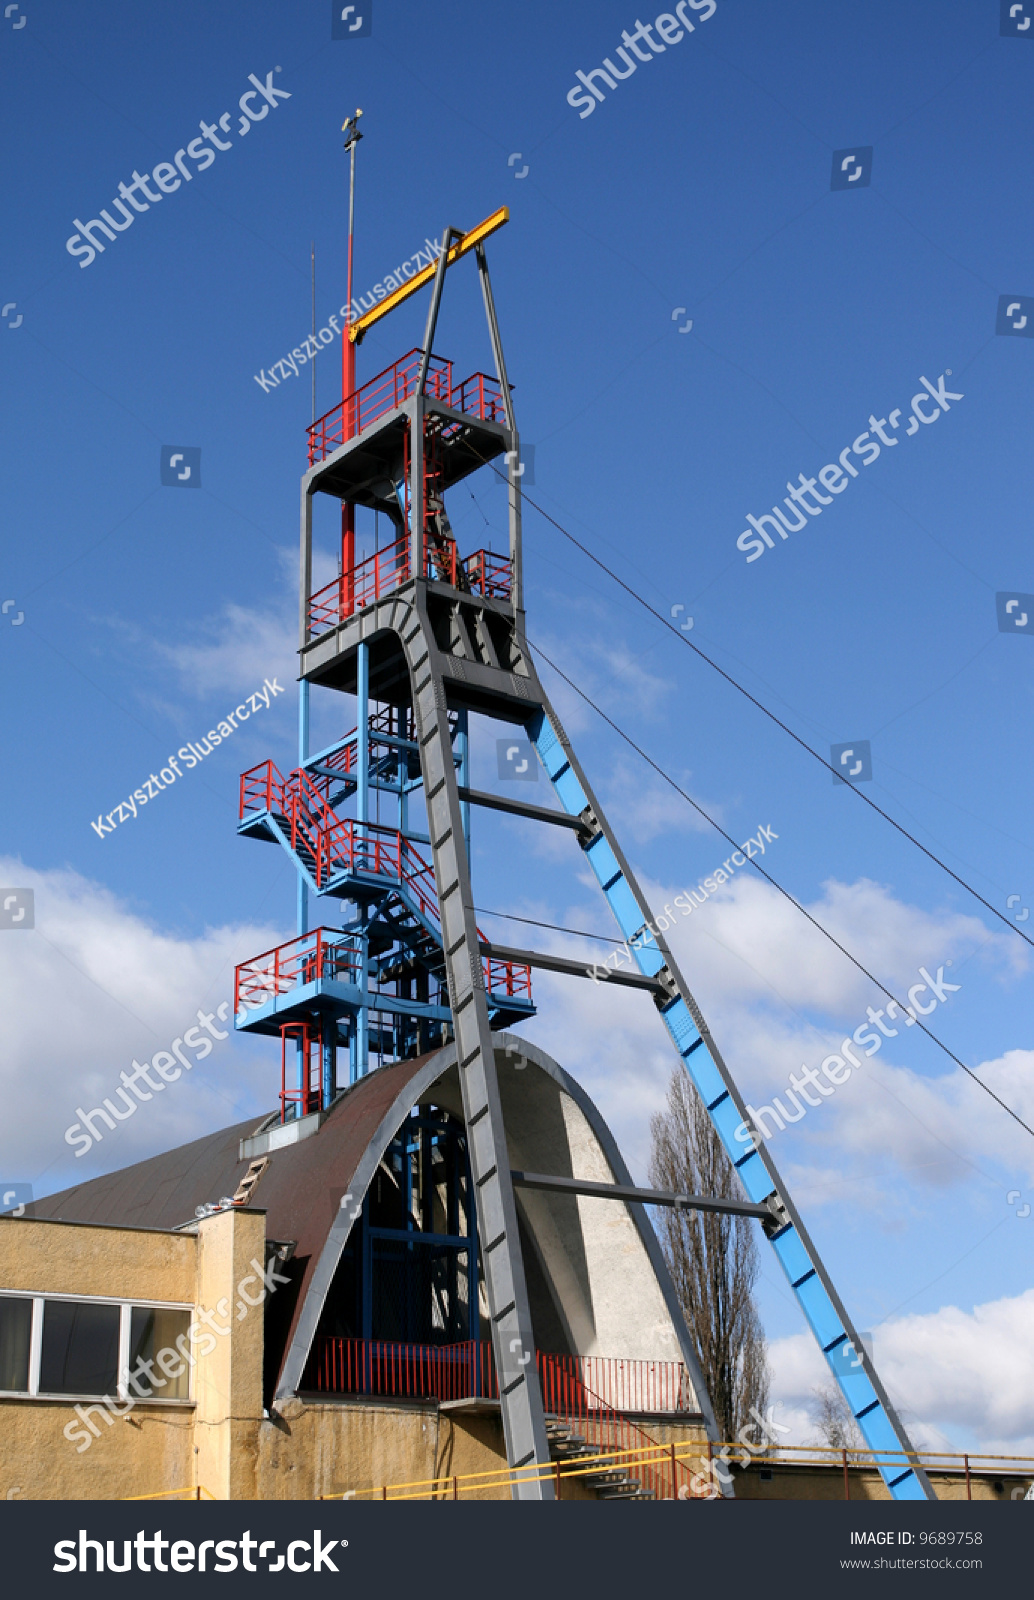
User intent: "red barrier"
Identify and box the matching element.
[303,1341,701,1499]
[306,348,505,466]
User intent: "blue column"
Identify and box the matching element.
[296,678,310,1116]
[322,1020,336,1108]
[457,708,471,866]
[356,643,369,1076]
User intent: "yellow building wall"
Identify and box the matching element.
[0,1210,265,1502]
[0,1397,194,1502]
[0,1215,196,1304]
[193,1208,266,1501]
[12,1213,1020,1505]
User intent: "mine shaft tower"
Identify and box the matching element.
[232,193,933,1501]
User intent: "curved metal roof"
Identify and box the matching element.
[25,1040,714,1434]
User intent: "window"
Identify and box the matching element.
[0,1296,31,1392]
[0,1291,194,1402]
[128,1306,191,1400]
[40,1299,120,1397]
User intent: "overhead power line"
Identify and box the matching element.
[497,460,1034,957]
[532,640,1034,1145]
[474,907,624,945]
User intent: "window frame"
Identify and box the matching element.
[0,1288,196,1405]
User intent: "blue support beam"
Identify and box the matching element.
[356,642,370,1077]
[525,704,933,1503]
[296,677,311,1116]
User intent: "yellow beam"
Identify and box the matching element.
[349,206,509,344]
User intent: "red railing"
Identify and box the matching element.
[305,1339,494,1404]
[307,540,512,636]
[451,370,507,425]
[306,348,504,466]
[237,770,532,1003]
[235,927,361,1015]
[483,955,532,1001]
[538,1355,703,1500]
[462,548,512,602]
[309,534,412,631]
[240,758,288,819]
[302,1341,702,1498]
[280,1017,323,1122]
[307,350,451,463]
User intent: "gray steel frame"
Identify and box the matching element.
[511,1170,775,1221]
[295,240,555,1497]
[399,599,554,1496]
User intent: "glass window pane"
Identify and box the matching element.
[129,1306,191,1401]
[39,1300,120,1397]
[0,1297,32,1392]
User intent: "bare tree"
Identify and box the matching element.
[810,1382,863,1459]
[649,1068,769,1444]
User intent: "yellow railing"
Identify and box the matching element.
[124,1485,217,1501]
[319,1439,1034,1503]
[117,1444,1034,1505]
[322,1439,692,1501]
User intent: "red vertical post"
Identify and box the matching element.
[965,1454,971,1500]
[842,1448,850,1501]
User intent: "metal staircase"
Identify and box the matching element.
[545,1420,656,1501]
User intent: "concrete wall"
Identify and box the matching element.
[424,1057,692,1378]
[0,1209,266,1501]
[250,1398,599,1501]
[193,1208,267,1501]
[1,1201,1013,1505]
[732,1462,1032,1502]
[0,1395,195,1502]
[0,1215,196,1303]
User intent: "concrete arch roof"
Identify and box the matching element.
[26,1040,715,1437]
[275,1034,716,1435]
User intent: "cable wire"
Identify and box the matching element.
[532,640,1034,1143]
[484,450,1034,956]
[473,907,625,945]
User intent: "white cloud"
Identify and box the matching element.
[770,1288,1034,1455]
[535,619,676,734]
[510,865,1031,1196]
[596,761,716,845]
[0,856,289,1197]
[157,599,297,704]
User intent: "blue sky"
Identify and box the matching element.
[3,0,1034,1454]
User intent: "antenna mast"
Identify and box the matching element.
[340,109,363,588]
